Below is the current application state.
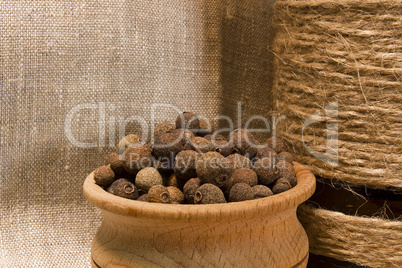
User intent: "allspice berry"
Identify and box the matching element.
[194,184,226,204]
[277,160,297,187]
[277,152,294,164]
[137,194,148,202]
[229,183,254,202]
[231,168,258,187]
[175,112,200,133]
[255,147,277,161]
[272,178,292,194]
[197,118,213,136]
[264,137,288,154]
[107,178,139,200]
[213,140,233,157]
[94,165,115,187]
[148,185,171,203]
[227,153,253,170]
[204,133,227,142]
[153,122,175,139]
[183,178,202,204]
[252,185,273,199]
[187,137,214,153]
[106,153,126,176]
[253,157,280,186]
[124,145,153,175]
[135,167,163,192]
[170,128,195,140]
[196,151,232,187]
[174,150,199,181]
[117,134,143,154]
[229,129,258,158]
[153,132,185,158]
[167,186,184,204]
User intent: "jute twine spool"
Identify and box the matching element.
[273,1,402,267]
[298,205,402,267]
[272,0,402,190]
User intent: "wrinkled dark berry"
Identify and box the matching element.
[107,178,139,200]
[196,152,232,187]
[183,178,202,204]
[153,122,175,139]
[194,183,226,204]
[124,145,153,175]
[253,157,280,186]
[229,183,254,202]
[252,185,273,199]
[272,178,292,194]
[175,112,200,133]
[148,185,171,203]
[229,129,258,158]
[135,167,163,192]
[231,168,258,187]
[94,165,115,187]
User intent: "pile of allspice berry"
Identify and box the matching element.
[94,112,297,204]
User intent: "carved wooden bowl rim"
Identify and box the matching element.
[83,162,316,221]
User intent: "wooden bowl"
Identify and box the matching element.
[84,162,316,268]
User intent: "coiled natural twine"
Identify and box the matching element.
[272,0,402,190]
[298,205,402,267]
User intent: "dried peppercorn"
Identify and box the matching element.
[167,186,184,204]
[204,133,227,142]
[135,167,163,193]
[153,122,175,139]
[175,112,200,133]
[117,134,143,154]
[174,150,199,181]
[227,153,253,170]
[147,185,171,203]
[213,140,233,157]
[107,178,139,200]
[229,129,258,158]
[153,132,184,159]
[252,185,273,199]
[197,118,213,136]
[183,178,202,204]
[106,153,126,176]
[272,178,292,194]
[253,157,280,186]
[277,160,297,187]
[94,165,115,187]
[231,168,258,187]
[194,184,226,204]
[229,183,254,202]
[187,137,214,153]
[124,145,153,175]
[196,151,232,187]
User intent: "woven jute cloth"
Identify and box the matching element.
[0,0,275,266]
[273,0,402,190]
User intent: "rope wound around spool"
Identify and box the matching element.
[272,0,402,190]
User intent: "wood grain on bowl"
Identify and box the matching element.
[84,162,316,268]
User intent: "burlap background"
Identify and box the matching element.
[0,1,275,266]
